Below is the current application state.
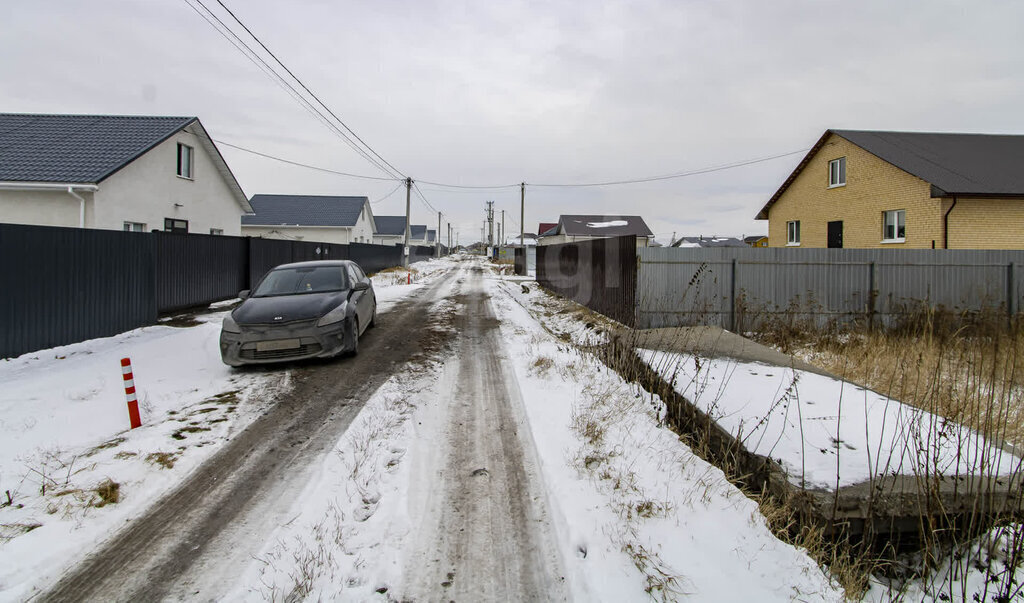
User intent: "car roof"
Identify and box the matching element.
[272,260,354,270]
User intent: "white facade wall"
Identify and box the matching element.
[242,200,376,244]
[0,124,247,234]
[0,189,94,228]
[94,125,245,235]
[373,233,403,246]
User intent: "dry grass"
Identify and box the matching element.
[755,318,1024,450]
[145,451,179,469]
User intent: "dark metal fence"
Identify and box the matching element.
[1,224,156,358]
[514,247,526,275]
[536,235,637,326]
[0,223,447,358]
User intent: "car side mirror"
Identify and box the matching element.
[238,289,250,300]
[352,281,369,292]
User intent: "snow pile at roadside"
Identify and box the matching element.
[638,351,1023,490]
[488,276,844,601]
[0,311,282,599]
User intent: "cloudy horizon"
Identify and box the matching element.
[4,0,1023,244]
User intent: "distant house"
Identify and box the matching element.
[373,215,406,246]
[744,235,769,248]
[757,129,1024,249]
[537,215,654,247]
[242,194,375,244]
[507,233,538,246]
[0,113,251,234]
[537,222,557,237]
[671,236,746,248]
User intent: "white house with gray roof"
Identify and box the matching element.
[0,113,252,235]
[243,194,376,244]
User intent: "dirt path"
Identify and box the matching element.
[38,269,460,602]
[401,265,567,601]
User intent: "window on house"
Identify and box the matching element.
[883,210,906,242]
[786,220,801,245]
[829,157,846,187]
[123,221,146,232]
[210,228,224,236]
[177,143,193,179]
[164,218,188,234]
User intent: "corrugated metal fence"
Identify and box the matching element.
[536,236,637,326]
[0,223,442,358]
[637,246,1024,330]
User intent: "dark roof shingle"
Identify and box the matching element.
[0,113,196,183]
[833,129,1024,196]
[556,215,653,237]
[243,194,368,227]
[373,215,406,235]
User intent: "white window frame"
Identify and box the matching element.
[828,157,846,188]
[177,143,194,179]
[786,220,801,246]
[123,221,146,232]
[209,228,224,236]
[882,209,906,243]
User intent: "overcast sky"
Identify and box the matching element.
[4,0,1024,244]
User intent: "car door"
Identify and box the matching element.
[352,264,374,326]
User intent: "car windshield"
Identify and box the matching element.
[252,266,348,297]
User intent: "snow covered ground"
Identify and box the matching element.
[637,351,1023,490]
[0,256,455,600]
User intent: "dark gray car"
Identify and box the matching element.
[219,260,377,366]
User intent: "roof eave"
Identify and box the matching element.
[755,130,834,220]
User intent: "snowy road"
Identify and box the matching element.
[38,267,460,602]
[400,265,567,600]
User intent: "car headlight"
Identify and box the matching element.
[222,314,241,333]
[317,301,348,327]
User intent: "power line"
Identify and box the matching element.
[213,0,405,180]
[415,179,521,190]
[185,0,400,179]
[528,149,809,187]
[371,182,405,204]
[413,182,439,215]
[213,139,400,181]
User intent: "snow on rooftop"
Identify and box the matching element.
[586,219,628,228]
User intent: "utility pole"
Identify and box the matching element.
[501,210,505,247]
[403,177,412,268]
[520,182,525,249]
[485,200,494,248]
[436,211,441,258]
[446,222,450,255]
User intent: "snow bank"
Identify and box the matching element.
[638,350,1023,490]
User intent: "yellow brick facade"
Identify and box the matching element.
[761,133,1024,249]
[947,198,1024,249]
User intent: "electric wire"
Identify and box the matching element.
[371,182,405,205]
[186,0,400,179]
[214,0,405,180]
[527,149,809,187]
[213,139,400,181]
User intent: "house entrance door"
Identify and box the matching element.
[827,221,843,248]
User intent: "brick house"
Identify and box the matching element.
[756,130,1024,249]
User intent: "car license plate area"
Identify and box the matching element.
[255,338,301,352]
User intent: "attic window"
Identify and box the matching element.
[177,143,193,179]
[828,157,846,188]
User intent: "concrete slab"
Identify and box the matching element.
[634,326,833,377]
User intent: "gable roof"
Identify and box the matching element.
[672,236,746,248]
[757,129,1024,219]
[427,229,436,243]
[244,194,369,227]
[374,215,406,235]
[410,225,427,240]
[0,113,251,212]
[538,222,557,236]
[555,215,653,237]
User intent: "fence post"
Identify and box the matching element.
[868,261,877,330]
[1009,262,1016,330]
[729,258,737,331]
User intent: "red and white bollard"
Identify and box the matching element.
[120,357,142,429]
[407,272,411,285]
